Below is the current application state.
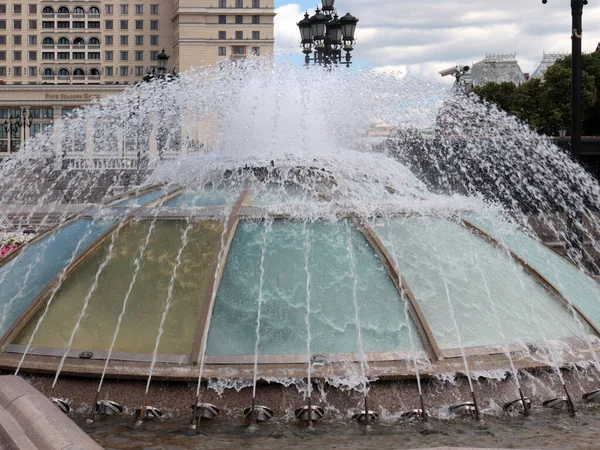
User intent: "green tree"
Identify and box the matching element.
[472,81,517,114]
[511,77,545,132]
[543,62,596,136]
[472,58,597,137]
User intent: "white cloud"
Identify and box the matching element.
[275,4,303,54]
[276,1,600,85]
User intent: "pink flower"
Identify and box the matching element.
[0,244,19,259]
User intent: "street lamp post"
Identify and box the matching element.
[139,48,176,166]
[3,108,33,153]
[542,0,588,161]
[297,0,358,67]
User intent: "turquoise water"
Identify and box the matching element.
[372,216,582,350]
[466,215,600,331]
[0,219,115,338]
[206,220,422,356]
[114,188,172,207]
[165,185,241,207]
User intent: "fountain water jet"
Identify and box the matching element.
[1,62,600,441]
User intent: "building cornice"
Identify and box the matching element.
[0,84,126,93]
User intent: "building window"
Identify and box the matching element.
[105,36,113,45]
[135,50,143,60]
[13,4,21,14]
[0,36,5,44]
[27,35,35,45]
[235,0,243,7]
[14,20,22,29]
[0,51,5,60]
[119,66,128,76]
[135,4,143,14]
[88,52,100,59]
[150,50,158,60]
[0,5,5,14]
[28,66,36,76]
[120,51,128,60]
[252,0,260,7]
[29,108,40,118]
[28,4,36,14]
[235,31,243,39]
[219,0,226,7]
[30,123,40,137]
[13,66,22,76]
[150,20,158,29]
[105,20,113,29]
[135,20,143,29]
[13,35,21,45]
[0,67,5,76]
[218,15,226,24]
[252,15,260,24]
[0,21,5,30]
[13,50,21,60]
[252,31,259,39]
[72,52,85,59]
[120,5,128,14]
[135,66,143,76]
[218,31,226,39]
[120,20,128,29]
[232,46,245,54]
[72,21,85,29]
[57,22,69,28]
[88,22,100,29]
[28,50,35,60]
[105,51,113,60]
[135,35,143,45]
[218,47,226,56]
[120,35,128,45]
[42,108,53,118]
[150,5,159,14]
[42,52,53,59]
[28,19,36,29]
[42,21,53,29]
[235,15,243,24]
[252,46,260,55]
[105,5,113,14]
[57,52,69,59]
[150,35,159,45]
[105,66,113,76]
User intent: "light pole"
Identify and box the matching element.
[139,48,176,166]
[3,108,33,153]
[542,0,588,161]
[297,0,358,67]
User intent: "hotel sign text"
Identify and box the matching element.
[45,93,99,101]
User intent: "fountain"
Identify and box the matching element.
[1,60,600,447]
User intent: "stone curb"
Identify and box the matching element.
[0,375,102,450]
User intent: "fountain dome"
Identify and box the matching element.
[1,153,599,394]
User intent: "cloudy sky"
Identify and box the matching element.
[274,0,600,85]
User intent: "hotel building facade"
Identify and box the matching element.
[0,0,275,156]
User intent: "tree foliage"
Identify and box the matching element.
[472,52,599,136]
